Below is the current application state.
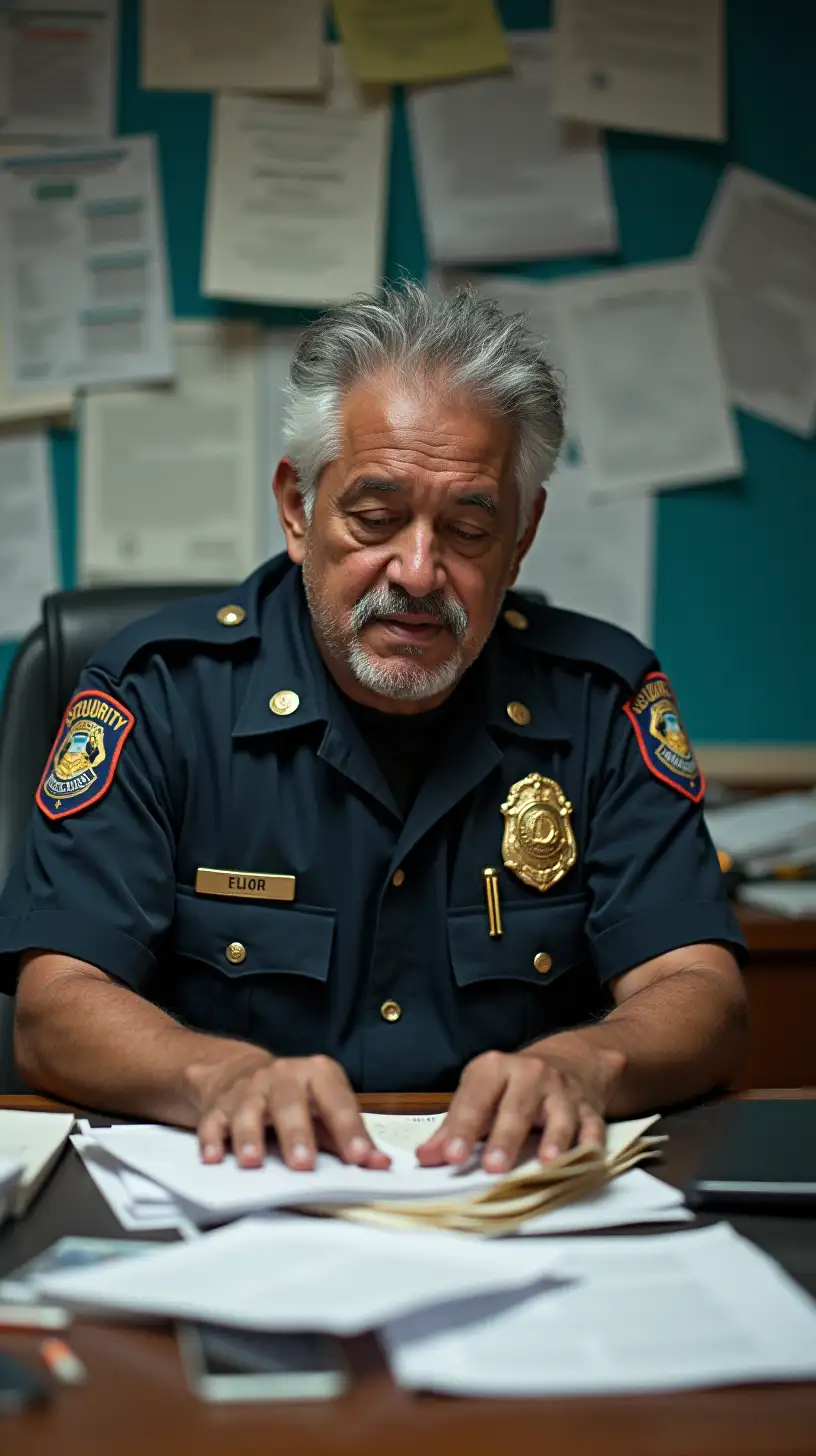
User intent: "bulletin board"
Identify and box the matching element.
[1,0,814,744]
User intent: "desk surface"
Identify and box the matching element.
[2,1092,816,1456]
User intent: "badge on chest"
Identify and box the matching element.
[500,773,577,893]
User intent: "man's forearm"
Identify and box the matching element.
[527,964,747,1117]
[15,960,270,1125]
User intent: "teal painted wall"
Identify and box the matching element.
[1,0,814,741]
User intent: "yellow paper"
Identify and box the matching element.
[334,0,510,85]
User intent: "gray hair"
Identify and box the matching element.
[282,281,565,531]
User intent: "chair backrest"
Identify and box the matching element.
[0,583,224,1091]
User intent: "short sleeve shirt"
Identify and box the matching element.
[0,557,744,1092]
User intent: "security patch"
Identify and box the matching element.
[623,673,704,803]
[36,691,135,821]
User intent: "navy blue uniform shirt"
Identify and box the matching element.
[0,556,744,1092]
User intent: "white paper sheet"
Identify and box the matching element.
[386,1223,816,1395]
[552,0,725,142]
[0,329,73,424]
[79,320,263,584]
[36,1213,569,1334]
[0,1158,23,1224]
[0,1110,74,1214]
[0,1,118,140]
[436,271,655,637]
[554,261,742,498]
[696,166,816,437]
[141,0,324,95]
[0,136,173,392]
[705,791,816,860]
[71,1134,188,1233]
[408,31,616,266]
[0,430,59,640]
[203,49,391,308]
[517,1167,691,1235]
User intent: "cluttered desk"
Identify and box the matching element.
[2,1092,816,1456]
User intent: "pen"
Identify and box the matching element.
[39,1337,86,1385]
[482,867,503,938]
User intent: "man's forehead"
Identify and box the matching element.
[337,377,514,468]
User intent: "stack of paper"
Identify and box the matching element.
[0,1110,74,1216]
[75,1115,663,1235]
[324,1115,665,1235]
[706,791,816,878]
[0,1156,23,1224]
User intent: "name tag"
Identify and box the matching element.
[195,868,296,902]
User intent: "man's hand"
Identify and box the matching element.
[416,1041,625,1174]
[187,1049,392,1173]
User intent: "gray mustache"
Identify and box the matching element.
[351,584,469,640]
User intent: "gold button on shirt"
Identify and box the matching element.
[534,952,553,975]
[269,689,300,717]
[226,942,246,965]
[506,700,532,726]
[380,1000,402,1022]
[216,605,246,627]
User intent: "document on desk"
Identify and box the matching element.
[71,1134,187,1233]
[0,1111,74,1217]
[552,0,725,142]
[0,431,59,642]
[79,320,263,585]
[335,0,509,86]
[705,791,816,864]
[202,49,391,308]
[696,166,816,437]
[436,270,654,636]
[386,1223,816,1395]
[555,261,742,498]
[0,136,172,392]
[409,31,616,266]
[35,1214,567,1334]
[141,0,324,95]
[0,0,118,140]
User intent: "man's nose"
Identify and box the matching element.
[385,521,446,597]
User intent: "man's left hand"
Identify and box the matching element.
[415,1041,624,1173]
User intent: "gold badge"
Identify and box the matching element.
[500,773,577,893]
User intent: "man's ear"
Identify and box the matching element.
[508,489,546,586]
[273,459,308,565]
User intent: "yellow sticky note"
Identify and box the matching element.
[334,0,511,86]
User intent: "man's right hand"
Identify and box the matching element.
[186,1050,391,1172]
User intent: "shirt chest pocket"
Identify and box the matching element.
[448,897,601,1060]
[167,891,335,1056]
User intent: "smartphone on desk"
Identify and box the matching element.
[177,1322,350,1403]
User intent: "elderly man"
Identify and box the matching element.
[0,284,746,1177]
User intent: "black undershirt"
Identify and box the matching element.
[341,689,460,817]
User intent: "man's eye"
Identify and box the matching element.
[451,525,487,542]
[355,514,395,531]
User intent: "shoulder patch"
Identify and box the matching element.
[623,673,705,803]
[36,691,135,821]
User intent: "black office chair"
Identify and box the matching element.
[0,583,226,1091]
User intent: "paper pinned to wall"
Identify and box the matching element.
[203,49,391,308]
[0,330,73,425]
[436,272,654,641]
[0,1,119,141]
[555,261,743,498]
[0,431,59,641]
[408,30,617,266]
[0,136,173,393]
[79,321,264,585]
[696,166,816,438]
[334,0,509,86]
[141,0,325,95]
[552,0,725,142]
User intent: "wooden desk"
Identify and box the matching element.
[736,909,816,1090]
[1,1093,816,1456]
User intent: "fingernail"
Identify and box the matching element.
[240,1143,258,1160]
[447,1137,467,1161]
[291,1143,311,1165]
[542,1143,561,1161]
[349,1137,369,1161]
[202,1144,219,1162]
[485,1148,508,1172]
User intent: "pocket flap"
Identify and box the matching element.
[449,898,588,989]
[173,892,334,982]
